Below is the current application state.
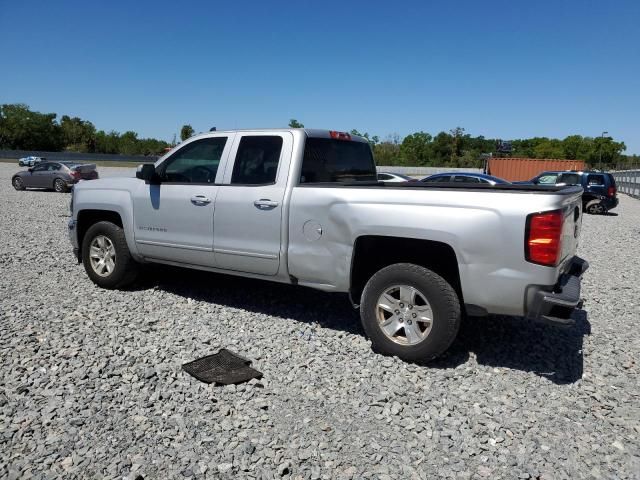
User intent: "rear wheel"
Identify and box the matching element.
[12,177,25,191]
[360,263,461,362]
[82,221,139,289]
[586,201,607,215]
[53,178,67,193]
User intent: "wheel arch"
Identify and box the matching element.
[350,235,463,307]
[76,209,126,259]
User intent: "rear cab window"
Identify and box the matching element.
[300,137,377,183]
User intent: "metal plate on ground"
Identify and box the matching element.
[182,349,262,385]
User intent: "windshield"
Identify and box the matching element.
[300,138,377,183]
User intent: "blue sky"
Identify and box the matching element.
[1,0,639,153]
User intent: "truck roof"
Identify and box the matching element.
[188,128,370,143]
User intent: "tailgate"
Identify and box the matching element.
[559,188,583,270]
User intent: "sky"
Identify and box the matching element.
[1,0,639,153]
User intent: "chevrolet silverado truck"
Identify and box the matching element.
[68,128,588,362]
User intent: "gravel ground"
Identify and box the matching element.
[1,163,639,480]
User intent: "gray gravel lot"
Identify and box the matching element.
[1,163,639,479]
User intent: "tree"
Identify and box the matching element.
[399,132,432,165]
[288,119,304,128]
[180,124,195,141]
[373,142,401,165]
[532,138,564,159]
[0,104,64,151]
[60,115,96,152]
[589,136,626,167]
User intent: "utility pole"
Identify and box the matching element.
[599,131,608,171]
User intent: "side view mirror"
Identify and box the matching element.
[136,163,160,183]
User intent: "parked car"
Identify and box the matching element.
[69,128,587,362]
[421,172,511,185]
[377,172,418,182]
[12,161,98,193]
[18,156,45,167]
[515,171,618,214]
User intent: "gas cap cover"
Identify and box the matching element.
[303,220,323,241]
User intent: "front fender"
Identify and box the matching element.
[74,187,139,259]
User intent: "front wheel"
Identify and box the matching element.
[360,263,461,363]
[82,221,139,289]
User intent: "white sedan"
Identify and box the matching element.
[377,172,419,183]
[18,156,45,167]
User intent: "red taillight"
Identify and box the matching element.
[525,210,564,266]
[70,170,80,179]
[607,186,616,197]
[329,130,351,141]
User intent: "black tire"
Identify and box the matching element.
[82,221,139,289]
[360,263,461,363]
[585,201,607,215]
[53,178,67,193]
[12,176,25,191]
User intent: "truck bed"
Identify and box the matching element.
[300,181,585,195]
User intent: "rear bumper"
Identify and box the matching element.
[603,197,619,210]
[526,256,589,327]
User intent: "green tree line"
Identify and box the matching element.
[0,105,632,167]
[289,119,631,168]
[366,128,629,168]
[0,104,171,156]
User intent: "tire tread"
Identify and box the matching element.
[81,221,139,289]
[360,262,461,363]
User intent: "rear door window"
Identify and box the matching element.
[300,137,377,183]
[453,175,481,183]
[424,176,452,183]
[231,136,283,185]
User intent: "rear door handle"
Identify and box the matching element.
[253,199,279,209]
[191,195,211,205]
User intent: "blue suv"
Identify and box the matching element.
[518,171,618,214]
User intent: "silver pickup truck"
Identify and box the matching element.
[68,128,588,361]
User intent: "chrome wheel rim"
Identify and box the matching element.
[54,179,64,192]
[13,178,22,189]
[89,235,116,277]
[376,285,433,345]
[590,204,604,214]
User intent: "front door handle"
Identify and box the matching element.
[253,199,279,209]
[191,195,211,205]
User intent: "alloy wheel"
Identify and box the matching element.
[375,285,434,345]
[89,235,116,277]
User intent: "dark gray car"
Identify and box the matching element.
[12,162,99,193]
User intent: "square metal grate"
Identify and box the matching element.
[182,349,262,385]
